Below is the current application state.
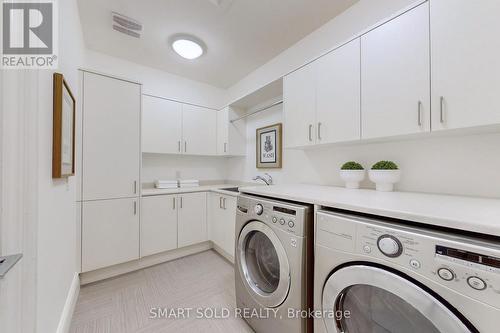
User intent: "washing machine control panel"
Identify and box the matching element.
[316,211,500,310]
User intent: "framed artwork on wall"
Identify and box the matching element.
[256,123,282,169]
[52,73,76,178]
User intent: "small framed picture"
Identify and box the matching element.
[256,123,282,169]
[52,73,76,178]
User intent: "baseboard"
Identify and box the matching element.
[211,242,234,264]
[56,272,80,333]
[80,241,212,285]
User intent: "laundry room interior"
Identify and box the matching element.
[2,0,500,333]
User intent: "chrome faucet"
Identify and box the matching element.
[253,173,273,186]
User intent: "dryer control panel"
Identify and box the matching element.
[316,210,500,310]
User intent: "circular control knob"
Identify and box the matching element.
[377,235,403,257]
[254,204,263,215]
[467,276,486,290]
[288,220,295,228]
[279,218,286,225]
[438,268,455,281]
[272,216,278,223]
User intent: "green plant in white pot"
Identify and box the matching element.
[340,161,365,189]
[369,161,401,192]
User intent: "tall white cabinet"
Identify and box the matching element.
[81,71,141,272]
[361,2,430,139]
[431,0,500,131]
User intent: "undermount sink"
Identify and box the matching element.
[221,187,239,193]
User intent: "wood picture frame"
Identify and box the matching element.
[52,73,76,178]
[256,123,282,169]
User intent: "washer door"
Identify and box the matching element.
[322,265,475,333]
[237,220,290,308]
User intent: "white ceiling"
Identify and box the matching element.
[78,0,359,88]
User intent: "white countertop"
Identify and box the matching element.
[141,184,240,197]
[239,184,500,237]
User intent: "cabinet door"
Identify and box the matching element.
[82,198,139,272]
[178,192,207,247]
[216,108,229,155]
[431,0,500,130]
[283,62,316,148]
[221,195,236,258]
[141,195,178,257]
[182,105,217,155]
[361,3,430,139]
[208,193,225,248]
[316,39,361,144]
[82,72,140,200]
[142,95,182,154]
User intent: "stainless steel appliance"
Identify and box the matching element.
[235,194,313,333]
[315,210,500,333]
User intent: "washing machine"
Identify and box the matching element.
[314,209,500,333]
[235,194,313,333]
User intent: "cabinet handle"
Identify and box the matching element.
[173,197,176,210]
[133,201,137,215]
[180,196,183,209]
[133,180,137,194]
[184,141,187,153]
[224,142,227,153]
[223,198,226,210]
[178,141,181,152]
[417,101,422,127]
[219,196,222,209]
[440,96,445,123]
[317,122,322,140]
[308,124,313,141]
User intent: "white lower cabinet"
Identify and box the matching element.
[209,193,236,259]
[82,198,139,272]
[178,192,208,248]
[141,195,178,257]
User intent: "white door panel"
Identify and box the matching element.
[141,195,178,257]
[182,105,217,155]
[178,192,208,247]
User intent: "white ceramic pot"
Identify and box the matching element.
[340,170,365,189]
[369,170,401,192]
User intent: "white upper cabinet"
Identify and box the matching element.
[82,72,140,200]
[142,95,182,154]
[178,192,208,248]
[431,0,500,131]
[141,195,178,257]
[316,39,361,144]
[217,107,246,156]
[361,2,430,139]
[283,62,316,148]
[182,104,217,156]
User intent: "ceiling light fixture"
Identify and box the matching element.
[170,35,205,60]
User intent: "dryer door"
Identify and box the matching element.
[322,265,476,333]
[237,220,290,308]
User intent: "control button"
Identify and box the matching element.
[363,245,372,254]
[409,259,421,269]
[288,220,295,228]
[437,268,455,281]
[254,204,263,215]
[467,276,486,290]
[279,218,286,225]
[377,235,403,258]
[272,216,278,223]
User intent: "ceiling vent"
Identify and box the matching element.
[112,12,142,38]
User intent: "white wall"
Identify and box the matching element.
[142,153,228,184]
[84,50,226,110]
[226,103,500,198]
[36,0,85,331]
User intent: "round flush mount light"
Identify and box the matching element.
[170,34,206,60]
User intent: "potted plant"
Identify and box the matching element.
[369,161,401,192]
[340,161,365,189]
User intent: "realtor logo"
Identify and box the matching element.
[2,0,58,68]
